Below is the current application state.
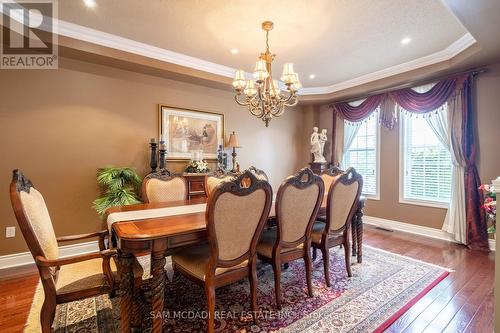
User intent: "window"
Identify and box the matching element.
[401,113,452,207]
[343,114,379,198]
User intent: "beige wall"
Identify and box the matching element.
[476,63,500,183]
[0,58,307,256]
[313,62,500,229]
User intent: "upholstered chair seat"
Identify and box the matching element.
[310,221,343,244]
[142,171,187,203]
[256,168,324,309]
[172,244,248,281]
[256,229,304,258]
[56,258,117,295]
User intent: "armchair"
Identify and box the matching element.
[9,170,117,333]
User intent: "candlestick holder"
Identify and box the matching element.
[159,142,166,171]
[149,138,158,173]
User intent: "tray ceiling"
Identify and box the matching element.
[55,0,473,94]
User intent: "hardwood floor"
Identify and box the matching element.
[0,225,494,333]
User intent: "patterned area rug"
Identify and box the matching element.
[42,246,448,333]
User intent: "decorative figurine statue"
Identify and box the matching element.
[319,128,328,161]
[310,127,327,163]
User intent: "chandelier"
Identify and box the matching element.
[232,21,301,127]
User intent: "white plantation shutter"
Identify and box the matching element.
[343,115,379,196]
[403,114,452,204]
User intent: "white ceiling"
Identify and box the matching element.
[56,0,471,93]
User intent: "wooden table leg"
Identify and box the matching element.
[150,243,166,333]
[356,199,365,264]
[118,251,134,333]
[131,275,143,331]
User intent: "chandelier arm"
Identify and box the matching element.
[234,94,250,107]
[271,106,283,117]
[280,90,296,104]
[284,92,299,106]
[249,98,265,118]
[249,106,265,118]
[285,97,299,107]
[270,102,284,117]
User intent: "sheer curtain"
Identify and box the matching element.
[414,84,467,244]
[341,123,360,167]
[336,99,364,167]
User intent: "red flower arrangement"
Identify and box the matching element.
[479,184,496,234]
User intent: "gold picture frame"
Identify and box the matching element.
[158,104,225,161]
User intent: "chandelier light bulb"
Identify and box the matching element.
[253,59,269,81]
[244,80,257,97]
[232,70,246,89]
[282,63,294,76]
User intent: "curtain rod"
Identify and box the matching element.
[331,66,488,105]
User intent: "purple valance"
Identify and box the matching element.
[330,74,468,124]
[388,75,467,113]
[332,94,385,123]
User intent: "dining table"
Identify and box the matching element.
[106,195,366,333]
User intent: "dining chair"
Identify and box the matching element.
[9,170,117,333]
[141,169,188,203]
[256,167,324,309]
[311,167,363,286]
[172,170,272,333]
[204,171,237,197]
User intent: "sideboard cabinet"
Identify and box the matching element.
[183,173,207,199]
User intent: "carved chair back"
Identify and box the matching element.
[275,168,324,247]
[204,171,238,197]
[248,166,269,182]
[206,170,272,273]
[320,165,344,195]
[9,170,59,284]
[142,170,188,203]
[324,167,363,233]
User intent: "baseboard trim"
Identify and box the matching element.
[0,241,99,269]
[364,215,496,251]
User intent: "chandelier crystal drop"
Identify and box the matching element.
[232,21,301,127]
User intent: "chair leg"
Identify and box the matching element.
[312,247,317,261]
[249,258,260,323]
[40,297,56,333]
[205,282,216,333]
[321,245,331,287]
[102,256,115,291]
[272,256,282,310]
[304,246,314,297]
[344,239,352,277]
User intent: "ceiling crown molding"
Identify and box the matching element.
[300,33,477,95]
[57,20,237,78]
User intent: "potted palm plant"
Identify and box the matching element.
[93,166,142,219]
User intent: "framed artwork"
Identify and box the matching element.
[158,104,225,161]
